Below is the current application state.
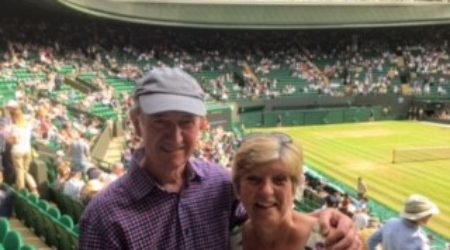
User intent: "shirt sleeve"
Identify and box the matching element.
[368,228,383,250]
[230,199,247,229]
[411,231,430,250]
[79,203,124,250]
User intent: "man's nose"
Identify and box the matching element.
[166,124,183,143]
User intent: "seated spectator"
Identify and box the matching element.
[86,167,103,181]
[324,190,340,208]
[80,179,104,205]
[339,193,355,218]
[355,196,369,212]
[60,123,76,148]
[360,217,381,250]
[354,208,370,230]
[63,171,85,200]
[55,161,71,191]
[103,162,125,184]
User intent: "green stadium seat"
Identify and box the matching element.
[33,203,48,238]
[71,200,84,223]
[19,245,36,250]
[0,219,10,243]
[2,230,23,250]
[59,215,74,229]
[18,190,28,197]
[47,207,61,219]
[42,208,60,247]
[26,195,38,205]
[56,215,75,250]
[72,224,79,237]
[37,201,49,212]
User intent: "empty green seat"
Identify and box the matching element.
[3,230,23,250]
[19,245,36,250]
[0,218,10,243]
[27,195,38,204]
[37,201,49,212]
[59,215,74,229]
[47,207,61,219]
[56,215,75,250]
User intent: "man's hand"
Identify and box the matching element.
[314,208,362,250]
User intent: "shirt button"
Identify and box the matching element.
[184,228,190,235]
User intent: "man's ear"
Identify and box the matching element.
[200,117,209,131]
[129,107,142,137]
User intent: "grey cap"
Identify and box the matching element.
[135,67,206,116]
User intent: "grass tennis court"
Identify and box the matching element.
[254,121,450,240]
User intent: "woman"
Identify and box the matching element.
[6,106,38,195]
[231,133,324,250]
[55,161,71,191]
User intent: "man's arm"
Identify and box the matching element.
[368,228,383,250]
[312,208,362,250]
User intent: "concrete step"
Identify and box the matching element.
[103,136,126,164]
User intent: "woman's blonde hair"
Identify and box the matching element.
[57,162,72,178]
[9,107,26,125]
[232,133,303,193]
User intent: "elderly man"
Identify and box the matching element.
[80,67,361,249]
[369,194,439,250]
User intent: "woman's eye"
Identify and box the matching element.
[246,176,260,185]
[273,175,288,185]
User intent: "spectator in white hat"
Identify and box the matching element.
[369,194,439,250]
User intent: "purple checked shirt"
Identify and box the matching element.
[80,149,245,250]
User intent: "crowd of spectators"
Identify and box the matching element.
[0,5,449,249]
[301,175,446,249]
[2,5,450,105]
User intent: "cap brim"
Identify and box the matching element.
[139,93,206,116]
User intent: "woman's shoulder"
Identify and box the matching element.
[293,212,325,250]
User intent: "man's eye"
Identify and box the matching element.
[151,119,167,128]
[180,120,194,128]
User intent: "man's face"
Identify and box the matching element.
[139,111,202,171]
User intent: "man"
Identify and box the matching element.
[369,194,439,250]
[67,132,91,173]
[357,176,367,198]
[80,67,361,249]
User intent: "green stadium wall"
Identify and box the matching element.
[238,94,411,128]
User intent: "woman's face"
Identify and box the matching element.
[238,160,295,227]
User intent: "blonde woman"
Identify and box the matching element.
[231,133,326,250]
[6,105,38,194]
[55,161,72,191]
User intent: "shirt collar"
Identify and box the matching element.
[124,149,205,201]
